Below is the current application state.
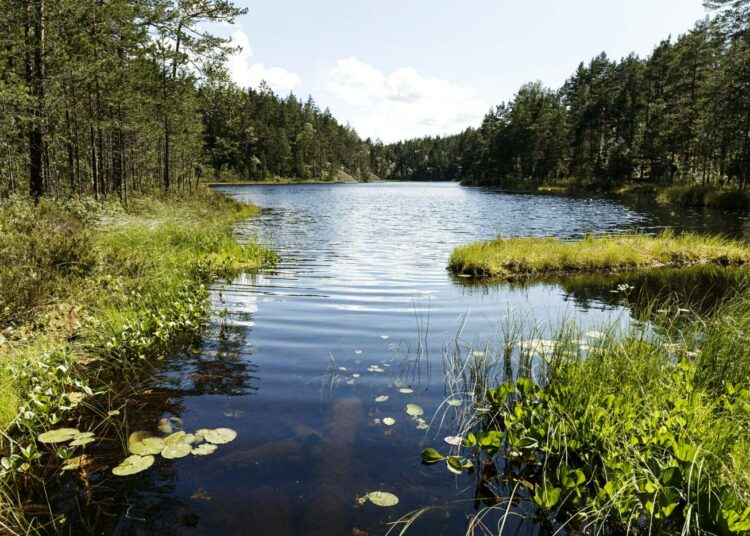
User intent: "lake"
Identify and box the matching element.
[47,182,749,535]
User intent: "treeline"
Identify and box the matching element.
[0,0,381,199]
[201,84,375,181]
[385,2,750,188]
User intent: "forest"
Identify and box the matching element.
[383,2,750,189]
[0,0,382,200]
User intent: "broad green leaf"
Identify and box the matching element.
[421,448,444,464]
[446,456,463,474]
[112,455,154,476]
[38,428,80,444]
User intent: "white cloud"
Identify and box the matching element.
[326,57,488,142]
[227,30,301,94]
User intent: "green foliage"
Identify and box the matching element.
[424,307,750,533]
[383,11,750,192]
[449,231,750,279]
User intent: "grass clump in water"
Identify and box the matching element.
[420,298,750,534]
[656,184,750,211]
[449,230,750,279]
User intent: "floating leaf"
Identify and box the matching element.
[161,442,192,459]
[405,404,424,417]
[38,428,80,444]
[382,417,396,426]
[444,436,462,446]
[158,418,173,434]
[61,454,91,471]
[354,350,363,355]
[352,373,360,378]
[191,443,218,456]
[112,455,154,476]
[421,448,444,464]
[360,491,399,507]
[201,428,237,445]
[191,487,212,501]
[164,431,196,446]
[380,335,390,340]
[130,437,165,456]
[374,395,389,403]
[67,392,86,407]
[446,399,462,407]
[398,388,414,394]
[446,456,463,474]
[416,422,429,430]
[70,435,96,447]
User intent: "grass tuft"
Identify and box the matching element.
[449,230,750,279]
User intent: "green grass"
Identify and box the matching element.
[420,296,750,534]
[0,188,274,533]
[449,230,750,279]
[657,184,750,211]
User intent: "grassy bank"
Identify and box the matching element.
[0,188,274,531]
[656,184,750,211]
[420,293,750,534]
[449,231,750,279]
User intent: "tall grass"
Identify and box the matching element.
[0,188,274,532]
[449,230,750,279]
[657,184,750,211]
[419,296,750,534]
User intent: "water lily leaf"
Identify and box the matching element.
[161,442,192,459]
[191,487,212,501]
[444,436,462,446]
[38,428,80,444]
[67,392,86,406]
[191,443,218,456]
[446,399,462,407]
[416,422,429,430]
[112,455,154,476]
[352,373,360,378]
[130,437,165,455]
[398,388,414,394]
[158,418,173,434]
[69,436,96,447]
[380,335,390,340]
[361,491,398,507]
[62,454,91,471]
[405,404,424,417]
[354,350,363,354]
[375,395,389,402]
[201,428,237,445]
[382,417,396,426]
[164,431,196,446]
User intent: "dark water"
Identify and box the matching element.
[50,183,749,535]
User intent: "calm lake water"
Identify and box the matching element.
[48,182,750,535]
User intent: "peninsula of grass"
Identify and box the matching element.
[449,231,750,279]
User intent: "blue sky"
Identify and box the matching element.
[222,0,708,142]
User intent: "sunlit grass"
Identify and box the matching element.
[0,188,274,532]
[449,230,750,279]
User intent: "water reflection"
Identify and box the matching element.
[31,183,750,535]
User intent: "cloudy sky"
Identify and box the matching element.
[222,0,708,143]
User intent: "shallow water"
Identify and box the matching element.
[48,182,749,535]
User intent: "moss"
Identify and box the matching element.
[449,231,750,279]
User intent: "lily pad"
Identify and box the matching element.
[161,442,192,459]
[61,454,91,471]
[191,443,218,456]
[38,428,80,444]
[70,435,96,447]
[446,399,462,407]
[444,436,463,446]
[382,417,396,426]
[398,388,414,394]
[406,404,424,417]
[358,491,399,507]
[380,335,390,340]
[374,395,389,403]
[130,436,165,455]
[158,418,173,434]
[164,431,196,445]
[112,454,154,476]
[201,428,237,445]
